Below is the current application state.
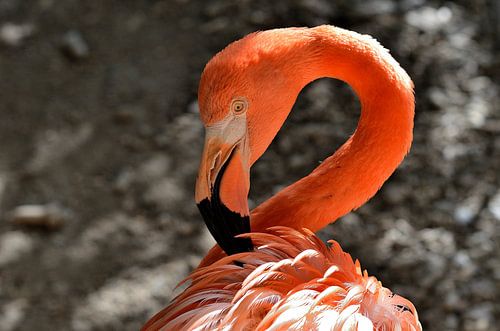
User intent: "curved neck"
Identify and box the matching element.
[251,26,414,233]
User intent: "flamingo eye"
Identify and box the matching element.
[231,98,248,115]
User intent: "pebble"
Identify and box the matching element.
[60,30,89,60]
[8,204,69,229]
[428,87,449,109]
[0,299,28,331]
[405,6,452,31]
[0,231,34,266]
[454,195,483,225]
[466,231,495,258]
[468,279,497,300]
[113,169,135,194]
[136,155,171,184]
[383,183,410,205]
[143,178,185,210]
[464,304,494,331]
[27,124,94,174]
[419,228,455,256]
[487,190,500,220]
[452,250,477,280]
[444,291,464,311]
[0,23,34,47]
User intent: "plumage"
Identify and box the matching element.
[143,228,420,331]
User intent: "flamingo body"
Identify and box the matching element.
[143,25,420,330]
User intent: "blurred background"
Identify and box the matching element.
[0,0,498,330]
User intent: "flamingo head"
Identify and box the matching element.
[194,30,306,256]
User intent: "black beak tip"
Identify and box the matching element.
[197,198,253,256]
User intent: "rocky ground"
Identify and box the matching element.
[0,1,498,330]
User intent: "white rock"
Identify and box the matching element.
[0,299,28,331]
[8,203,69,229]
[487,190,500,221]
[452,250,476,280]
[405,6,452,31]
[61,30,89,59]
[454,194,483,225]
[136,155,171,184]
[0,23,34,47]
[144,177,185,210]
[27,124,94,173]
[419,228,455,256]
[464,304,494,331]
[0,232,33,266]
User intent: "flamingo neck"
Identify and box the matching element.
[251,27,414,233]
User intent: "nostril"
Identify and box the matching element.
[394,304,413,315]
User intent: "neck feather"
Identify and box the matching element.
[251,26,414,233]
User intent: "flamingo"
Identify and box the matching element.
[143,25,421,330]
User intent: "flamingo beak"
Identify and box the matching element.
[195,118,253,256]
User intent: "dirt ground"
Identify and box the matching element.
[0,1,498,330]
